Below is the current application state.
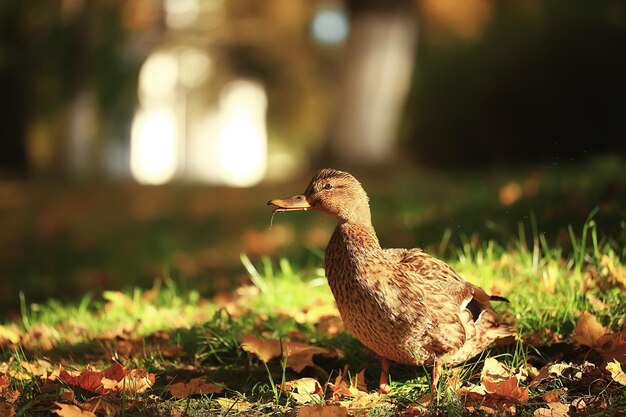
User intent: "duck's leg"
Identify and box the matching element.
[431,357,443,395]
[378,357,391,394]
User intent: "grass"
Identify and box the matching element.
[1,215,626,416]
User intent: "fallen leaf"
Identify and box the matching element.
[53,403,97,417]
[0,375,8,391]
[20,360,60,380]
[216,397,253,412]
[169,377,224,398]
[329,366,367,399]
[21,323,60,351]
[533,402,569,417]
[82,395,122,416]
[59,362,154,395]
[0,403,15,417]
[283,378,323,404]
[0,325,20,346]
[573,311,606,348]
[598,331,626,363]
[482,377,529,403]
[298,405,347,417]
[241,334,342,373]
[601,254,626,288]
[529,362,596,388]
[606,359,626,386]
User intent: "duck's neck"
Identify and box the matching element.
[330,221,382,260]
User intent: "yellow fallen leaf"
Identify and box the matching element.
[0,325,20,346]
[241,334,342,373]
[283,378,323,404]
[53,403,97,417]
[606,359,626,386]
[573,311,606,348]
[216,398,252,412]
[533,402,569,417]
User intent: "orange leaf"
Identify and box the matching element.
[0,375,8,392]
[482,377,529,403]
[573,311,606,348]
[532,402,569,417]
[298,405,347,417]
[59,367,108,394]
[169,377,223,399]
[53,403,97,417]
[59,362,154,395]
[0,403,15,417]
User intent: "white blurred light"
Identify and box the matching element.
[178,48,213,88]
[165,0,199,29]
[216,80,267,187]
[130,108,179,184]
[138,51,179,103]
[311,7,349,45]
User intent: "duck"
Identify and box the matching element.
[268,168,514,393]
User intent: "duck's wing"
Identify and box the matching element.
[384,248,512,358]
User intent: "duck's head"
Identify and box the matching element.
[268,168,372,225]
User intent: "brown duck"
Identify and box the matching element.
[268,169,514,393]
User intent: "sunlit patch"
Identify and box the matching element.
[311,5,350,45]
[215,80,268,187]
[130,108,178,185]
[165,0,200,29]
[178,47,213,88]
[138,51,179,103]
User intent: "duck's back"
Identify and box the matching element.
[325,225,513,366]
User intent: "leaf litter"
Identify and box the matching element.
[1,253,626,416]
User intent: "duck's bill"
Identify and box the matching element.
[267,195,311,213]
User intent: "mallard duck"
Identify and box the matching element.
[268,168,514,393]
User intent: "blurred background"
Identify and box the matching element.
[1,0,625,316]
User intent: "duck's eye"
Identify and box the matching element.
[323,183,333,190]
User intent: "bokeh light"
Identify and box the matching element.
[311,6,350,45]
[130,108,179,184]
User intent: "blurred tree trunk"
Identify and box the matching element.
[327,0,418,167]
[0,3,31,176]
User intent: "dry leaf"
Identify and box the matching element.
[598,331,626,363]
[82,395,122,416]
[21,323,60,351]
[216,397,253,412]
[53,403,97,417]
[20,360,60,380]
[482,377,529,403]
[101,368,155,394]
[298,405,347,417]
[0,325,20,346]
[59,362,154,395]
[606,359,626,386]
[329,367,367,399]
[529,362,596,388]
[169,377,224,398]
[283,378,323,404]
[533,402,569,417]
[601,254,626,288]
[0,403,15,417]
[573,311,606,348]
[241,334,342,373]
